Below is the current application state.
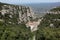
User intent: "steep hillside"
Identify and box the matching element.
[36,13,60,40]
[0,2,35,40]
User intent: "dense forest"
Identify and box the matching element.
[36,13,60,40]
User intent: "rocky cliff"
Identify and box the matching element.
[0,3,36,25]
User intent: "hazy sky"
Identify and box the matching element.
[0,0,59,4]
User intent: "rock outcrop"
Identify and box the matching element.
[0,3,36,25]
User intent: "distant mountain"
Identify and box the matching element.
[0,2,10,5]
[22,2,60,14]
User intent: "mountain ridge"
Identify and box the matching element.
[0,2,36,25]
